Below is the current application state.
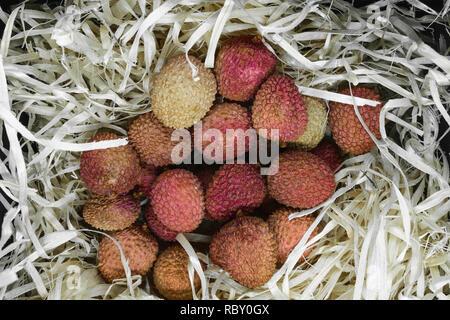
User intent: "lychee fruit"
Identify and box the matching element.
[194,103,253,162]
[215,35,277,102]
[267,150,335,209]
[144,205,178,242]
[97,225,158,283]
[128,112,189,167]
[83,193,140,231]
[80,132,140,196]
[205,164,266,221]
[267,207,319,265]
[153,244,205,300]
[151,169,204,233]
[135,164,159,198]
[150,54,217,129]
[209,216,277,288]
[289,95,327,150]
[311,138,344,172]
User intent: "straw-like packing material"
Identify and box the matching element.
[0,0,449,300]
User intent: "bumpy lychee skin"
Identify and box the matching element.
[205,164,266,221]
[267,207,318,265]
[144,206,178,242]
[136,164,158,198]
[196,166,217,191]
[311,138,344,172]
[328,86,383,155]
[153,244,205,300]
[267,150,336,209]
[252,74,308,142]
[128,112,188,167]
[196,166,218,221]
[97,225,159,283]
[150,54,217,129]
[209,216,277,288]
[80,132,140,195]
[151,169,204,232]
[195,103,253,162]
[215,35,277,102]
[289,96,327,150]
[83,193,140,231]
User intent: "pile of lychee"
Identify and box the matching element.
[79,35,383,299]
